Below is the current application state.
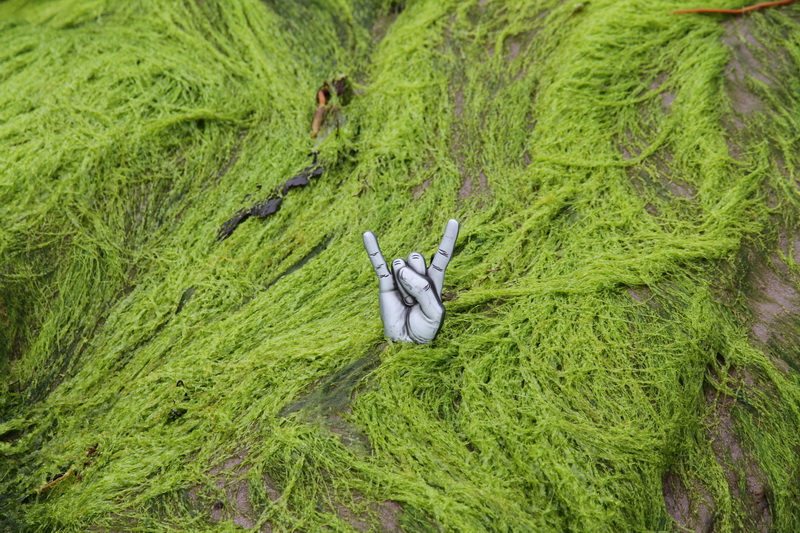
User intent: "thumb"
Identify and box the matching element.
[397,267,443,321]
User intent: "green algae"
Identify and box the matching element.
[1,0,800,530]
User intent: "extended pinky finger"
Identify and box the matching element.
[428,219,459,294]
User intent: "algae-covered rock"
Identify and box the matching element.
[2,0,800,530]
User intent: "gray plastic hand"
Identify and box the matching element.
[363,219,459,344]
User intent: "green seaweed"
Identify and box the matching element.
[1,0,800,530]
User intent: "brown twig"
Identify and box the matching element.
[35,468,74,493]
[317,87,329,106]
[311,86,331,138]
[310,105,328,138]
[84,442,100,467]
[32,442,102,494]
[671,0,796,14]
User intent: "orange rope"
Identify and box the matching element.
[672,0,796,14]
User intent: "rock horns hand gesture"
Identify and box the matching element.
[363,219,459,344]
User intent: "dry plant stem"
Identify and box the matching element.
[671,0,796,14]
[34,469,75,494]
[311,87,330,138]
[310,105,327,138]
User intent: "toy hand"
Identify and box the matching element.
[363,219,459,344]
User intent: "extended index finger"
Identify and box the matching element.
[363,231,395,292]
[428,219,459,294]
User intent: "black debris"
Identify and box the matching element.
[176,287,196,315]
[250,197,282,217]
[330,75,352,105]
[216,209,251,241]
[167,408,187,422]
[281,166,323,195]
[216,154,324,241]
